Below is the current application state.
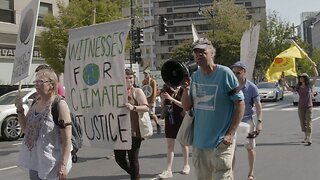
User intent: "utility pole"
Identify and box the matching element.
[92,8,96,24]
[130,0,134,68]
[92,0,96,24]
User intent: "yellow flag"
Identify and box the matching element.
[291,40,309,59]
[276,45,304,59]
[265,44,309,82]
[266,57,297,81]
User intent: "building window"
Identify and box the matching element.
[244,2,252,7]
[0,0,14,23]
[38,2,53,26]
[143,8,150,16]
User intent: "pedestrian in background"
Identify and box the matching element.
[231,61,262,180]
[283,61,318,146]
[142,69,161,134]
[113,68,149,180]
[181,37,245,180]
[158,84,190,179]
[15,68,72,180]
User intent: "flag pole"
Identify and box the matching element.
[290,39,313,63]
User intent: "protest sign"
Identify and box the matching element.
[64,19,131,150]
[11,0,40,85]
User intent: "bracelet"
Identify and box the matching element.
[16,108,24,114]
[258,119,262,123]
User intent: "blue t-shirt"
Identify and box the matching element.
[242,80,260,122]
[190,65,244,148]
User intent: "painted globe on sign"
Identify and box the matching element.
[83,63,100,86]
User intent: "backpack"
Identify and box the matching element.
[51,97,83,157]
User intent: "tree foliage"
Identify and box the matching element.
[257,11,320,80]
[257,12,293,74]
[169,39,193,62]
[39,0,124,74]
[170,0,250,67]
[210,0,250,66]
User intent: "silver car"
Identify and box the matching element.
[292,79,320,106]
[0,88,37,141]
[257,82,284,102]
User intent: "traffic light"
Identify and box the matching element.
[137,28,144,44]
[132,28,144,49]
[134,51,142,63]
[159,15,168,36]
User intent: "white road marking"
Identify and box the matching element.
[312,116,320,122]
[262,103,293,111]
[0,166,17,171]
[11,142,22,146]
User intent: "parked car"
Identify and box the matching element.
[0,88,37,140]
[292,79,320,106]
[257,82,284,102]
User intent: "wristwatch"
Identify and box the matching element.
[133,106,137,111]
[258,119,262,123]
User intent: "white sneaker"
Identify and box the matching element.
[182,165,190,175]
[159,170,173,179]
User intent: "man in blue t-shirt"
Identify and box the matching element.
[231,61,262,180]
[181,38,245,180]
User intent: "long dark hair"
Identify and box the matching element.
[296,75,311,91]
[298,75,310,86]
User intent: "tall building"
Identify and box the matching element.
[299,11,319,42]
[311,12,320,49]
[141,0,266,69]
[0,0,69,85]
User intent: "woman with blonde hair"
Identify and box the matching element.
[15,68,72,180]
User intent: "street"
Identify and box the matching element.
[1,93,320,179]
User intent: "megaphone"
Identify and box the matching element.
[161,60,198,87]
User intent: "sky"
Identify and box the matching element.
[266,0,320,25]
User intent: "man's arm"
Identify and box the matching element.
[254,100,263,133]
[223,99,245,145]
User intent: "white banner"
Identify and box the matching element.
[192,23,199,42]
[240,24,260,81]
[64,19,131,150]
[11,0,40,85]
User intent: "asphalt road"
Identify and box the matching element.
[1,93,320,179]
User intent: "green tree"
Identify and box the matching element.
[256,11,293,76]
[257,11,320,80]
[39,0,124,74]
[170,0,250,67]
[169,39,193,63]
[210,0,250,66]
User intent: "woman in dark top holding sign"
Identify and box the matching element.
[113,68,149,180]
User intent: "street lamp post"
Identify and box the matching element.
[130,0,134,68]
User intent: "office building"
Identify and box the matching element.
[139,0,266,69]
[0,0,69,85]
[311,13,320,49]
